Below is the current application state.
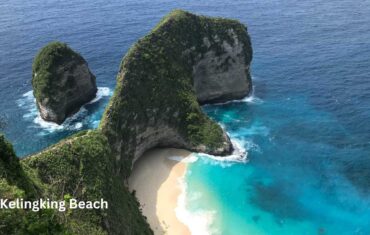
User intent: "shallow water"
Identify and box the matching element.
[1,0,369,234]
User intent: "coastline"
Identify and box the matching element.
[128,148,192,235]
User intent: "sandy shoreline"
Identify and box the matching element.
[128,148,192,235]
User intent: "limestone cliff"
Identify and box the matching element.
[32,42,97,124]
[0,10,253,235]
[193,29,252,104]
[100,10,252,175]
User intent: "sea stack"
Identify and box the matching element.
[32,42,97,124]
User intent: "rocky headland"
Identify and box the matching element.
[32,42,97,124]
[0,10,252,235]
[100,10,252,175]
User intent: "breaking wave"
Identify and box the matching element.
[17,87,112,134]
[176,175,219,235]
[206,86,264,106]
[197,138,249,168]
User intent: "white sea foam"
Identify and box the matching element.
[173,139,251,234]
[88,87,113,104]
[172,139,249,234]
[33,107,89,133]
[34,115,64,131]
[17,90,35,110]
[198,138,249,167]
[168,154,199,163]
[23,90,34,98]
[74,122,83,129]
[244,139,262,153]
[176,176,219,235]
[205,86,264,106]
[17,87,112,133]
[241,94,264,104]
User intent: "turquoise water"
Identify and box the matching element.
[184,93,370,234]
[1,0,370,234]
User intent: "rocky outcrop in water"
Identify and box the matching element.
[32,42,97,124]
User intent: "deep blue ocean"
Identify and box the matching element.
[1,0,369,234]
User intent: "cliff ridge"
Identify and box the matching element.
[101,10,253,175]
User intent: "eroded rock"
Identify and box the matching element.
[32,42,97,124]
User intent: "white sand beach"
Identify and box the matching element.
[128,148,192,235]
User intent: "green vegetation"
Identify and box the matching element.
[32,42,86,104]
[101,10,251,173]
[0,208,67,235]
[0,132,152,234]
[0,134,37,198]
[0,10,251,234]
[23,130,152,235]
[0,135,66,234]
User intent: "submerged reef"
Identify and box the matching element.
[32,42,97,124]
[1,10,252,234]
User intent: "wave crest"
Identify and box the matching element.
[205,86,264,106]
[197,138,249,166]
[176,176,219,235]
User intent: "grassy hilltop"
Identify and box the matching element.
[32,42,87,104]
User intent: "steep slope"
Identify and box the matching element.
[0,132,153,235]
[21,130,152,235]
[0,10,252,235]
[0,135,66,234]
[101,10,252,176]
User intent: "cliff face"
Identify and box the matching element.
[32,42,97,124]
[1,10,253,235]
[193,29,252,104]
[100,10,252,175]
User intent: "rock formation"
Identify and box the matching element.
[32,42,97,124]
[193,30,252,104]
[1,10,253,235]
[101,10,252,174]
